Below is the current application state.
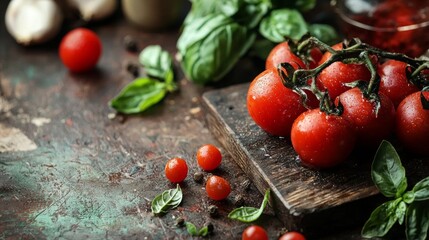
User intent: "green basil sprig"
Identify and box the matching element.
[228,189,270,222]
[362,140,429,240]
[177,14,255,85]
[139,45,173,80]
[151,184,183,215]
[110,45,176,114]
[185,222,210,237]
[177,0,338,84]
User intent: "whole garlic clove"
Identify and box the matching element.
[66,0,117,22]
[5,0,63,45]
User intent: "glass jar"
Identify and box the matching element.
[332,0,429,57]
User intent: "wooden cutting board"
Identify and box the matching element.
[201,83,429,236]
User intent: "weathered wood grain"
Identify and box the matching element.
[201,83,429,236]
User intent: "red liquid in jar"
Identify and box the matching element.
[338,0,429,57]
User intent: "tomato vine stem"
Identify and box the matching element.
[279,37,429,115]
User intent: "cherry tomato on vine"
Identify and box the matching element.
[242,225,268,240]
[205,175,231,201]
[165,158,188,183]
[247,68,309,137]
[337,87,396,149]
[396,91,429,156]
[378,59,420,108]
[265,42,305,70]
[279,231,306,240]
[197,144,222,171]
[59,28,102,72]
[317,43,372,99]
[308,47,323,69]
[291,108,356,169]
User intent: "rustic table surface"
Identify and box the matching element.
[0,2,379,239]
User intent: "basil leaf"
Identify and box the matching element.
[151,185,183,215]
[198,226,209,237]
[228,189,270,222]
[406,201,429,240]
[185,222,198,236]
[361,198,401,238]
[178,14,231,53]
[371,140,407,198]
[183,0,238,26]
[259,9,308,42]
[110,78,167,114]
[139,45,173,80]
[308,24,338,45]
[178,14,255,84]
[413,176,429,201]
[403,191,416,204]
[233,0,272,28]
[396,201,407,225]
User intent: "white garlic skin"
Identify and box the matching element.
[5,0,63,45]
[66,0,118,21]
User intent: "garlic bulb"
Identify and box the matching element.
[5,0,63,45]
[66,0,117,21]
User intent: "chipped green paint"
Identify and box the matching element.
[1,142,158,238]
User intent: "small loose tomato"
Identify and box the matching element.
[247,68,308,137]
[165,158,188,183]
[265,42,305,70]
[197,144,222,171]
[317,43,372,99]
[396,91,429,156]
[242,225,268,240]
[59,28,102,72]
[337,87,396,149]
[205,175,231,201]
[291,108,356,169]
[378,60,420,108]
[279,231,306,240]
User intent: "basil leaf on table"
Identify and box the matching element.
[139,45,173,80]
[406,201,429,240]
[371,140,407,198]
[259,9,308,42]
[185,222,198,236]
[178,14,255,84]
[151,184,183,215]
[228,189,270,222]
[413,177,429,201]
[110,78,167,114]
[110,45,176,114]
[198,226,209,237]
[361,198,402,238]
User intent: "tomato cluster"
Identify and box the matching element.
[247,40,429,169]
[164,144,231,200]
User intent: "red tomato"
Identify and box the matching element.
[205,175,231,201]
[279,231,306,240]
[247,69,308,137]
[317,43,372,99]
[242,225,268,240]
[337,88,396,149]
[396,91,429,156]
[265,42,305,70]
[59,28,102,72]
[291,109,356,169]
[378,60,419,107]
[308,48,323,69]
[165,158,188,183]
[197,144,222,171]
